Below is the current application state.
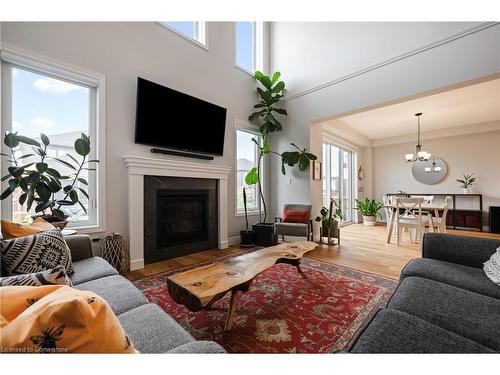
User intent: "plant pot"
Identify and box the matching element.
[362,215,376,226]
[32,214,69,230]
[462,187,470,194]
[239,230,255,248]
[252,222,277,247]
[320,221,338,237]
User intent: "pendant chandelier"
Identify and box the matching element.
[425,157,442,173]
[405,112,431,162]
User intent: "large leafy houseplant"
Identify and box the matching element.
[315,198,343,238]
[245,71,317,223]
[354,198,383,226]
[0,132,98,225]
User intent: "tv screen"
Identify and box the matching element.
[135,77,227,156]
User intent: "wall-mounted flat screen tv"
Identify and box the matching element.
[135,77,227,156]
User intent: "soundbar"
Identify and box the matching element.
[150,147,215,160]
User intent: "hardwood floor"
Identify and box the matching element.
[125,224,500,281]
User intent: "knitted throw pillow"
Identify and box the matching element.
[0,266,72,287]
[484,247,500,286]
[0,229,74,276]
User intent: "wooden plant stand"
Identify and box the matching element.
[167,241,317,331]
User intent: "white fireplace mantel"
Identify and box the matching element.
[124,156,232,270]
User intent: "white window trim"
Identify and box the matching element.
[234,22,265,76]
[0,44,106,234]
[157,22,209,51]
[234,119,263,218]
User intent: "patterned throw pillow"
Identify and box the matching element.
[0,229,74,276]
[484,247,500,286]
[0,266,72,287]
[0,285,138,353]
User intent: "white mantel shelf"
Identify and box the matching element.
[124,156,232,270]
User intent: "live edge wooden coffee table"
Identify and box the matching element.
[167,241,317,331]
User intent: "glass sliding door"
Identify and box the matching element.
[322,143,356,224]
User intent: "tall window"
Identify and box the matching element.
[322,143,356,223]
[235,22,264,74]
[1,59,102,229]
[236,127,261,215]
[158,22,207,47]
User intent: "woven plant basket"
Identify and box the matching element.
[98,233,130,274]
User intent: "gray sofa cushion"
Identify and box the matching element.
[118,304,197,353]
[70,256,118,285]
[75,275,147,315]
[401,258,500,299]
[350,309,495,353]
[167,341,225,354]
[388,276,500,351]
[275,222,309,236]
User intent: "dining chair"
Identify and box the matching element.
[427,196,452,233]
[382,196,394,232]
[395,197,425,246]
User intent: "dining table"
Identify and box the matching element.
[383,203,447,244]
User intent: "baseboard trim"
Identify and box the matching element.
[228,235,241,246]
[285,22,499,102]
[130,258,144,271]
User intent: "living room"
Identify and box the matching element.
[1,1,500,374]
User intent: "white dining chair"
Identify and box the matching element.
[427,196,452,233]
[395,197,425,246]
[382,195,394,233]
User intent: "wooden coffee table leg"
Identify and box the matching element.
[224,290,238,331]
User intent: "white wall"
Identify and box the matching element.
[373,129,500,229]
[0,22,260,244]
[269,22,500,220]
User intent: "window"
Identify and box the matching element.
[158,22,207,48]
[235,22,264,74]
[235,126,261,215]
[322,143,356,223]
[1,51,104,231]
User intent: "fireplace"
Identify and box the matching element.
[144,176,218,264]
[156,189,209,248]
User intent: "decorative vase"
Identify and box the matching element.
[362,215,376,226]
[98,233,130,274]
[462,187,470,194]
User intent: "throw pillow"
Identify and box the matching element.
[0,266,72,287]
[283,209,310,223]
[0,229,74,276]
[1,219,45,240]
[484,247,500,286]
[0,285,138,353]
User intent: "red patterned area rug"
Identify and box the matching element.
[134,258,397,353]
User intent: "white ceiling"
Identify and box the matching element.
[329,78,500,140]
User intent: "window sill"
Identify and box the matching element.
[235,211,260,218]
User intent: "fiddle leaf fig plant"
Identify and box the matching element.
[1,132,99,222]
[246,71,317,222]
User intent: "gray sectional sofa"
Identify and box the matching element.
[65,235,225,353]
[349,233,500,353]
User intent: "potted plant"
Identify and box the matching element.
[239,187,255,248]
[1,132,99,228]
[456,173,476,194]
[355,198,383,226]
[245,71,317,246]
[315,198,343,238]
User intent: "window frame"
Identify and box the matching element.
[0,45,106,233]
[234,21,264,76]
[234,119,263,218]
[157,22,208,50]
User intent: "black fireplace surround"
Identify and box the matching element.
[144,176,218,264]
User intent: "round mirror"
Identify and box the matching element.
[411,158,448,185]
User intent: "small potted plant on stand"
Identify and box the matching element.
[315,198,343,245]
[1,132,99,228]
[457,173,476,194]
[355,198,383,226]
[239,187,255,248]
